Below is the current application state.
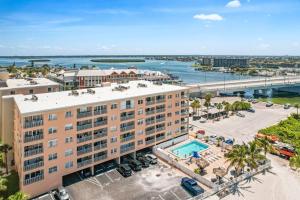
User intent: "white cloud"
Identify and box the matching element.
[226,0,241,8]
[193,14,223,21]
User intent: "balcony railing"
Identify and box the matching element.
[77,159,92,168]
[181,94,188,99]
[156,127,165,132]
[181,111,189,116]
[94,143,107,151]
[77,147,92,156]
[120,115,135,121]
[24,161,44,171]
[120,145,135,154]
[120,125,135,132]
[145,139,155,145]
[77,111,92,119]
[181,120,188,125]
[94,120,107,127]
[24,120,43,129]
[121,135,135,143]
[145,128,155,135]
[156,108,165,113]
[156,117,165,123]
[146,120,155,126]
[146,110,155,115]
[24,148,43,157]
[181,103,189,107]
[24,174,44,185]
[77,135,93,143]
[94,109,107,116]
[156,99,166,104]
[156,135,165,141]
[77,124,93,131]
[146,101,155,106]
[94,154,107,162]
[94,131,107,139]
[24,134,43,143]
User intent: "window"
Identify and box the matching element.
[48,127,57,134]
[48,87,52,92]
[49,166,58,174]
[168,104,172,109]
[175,111,180,115]
[65,124,73,131]
[175,93,180,98]
[138,109,143,115]
[137,119,143,125]
[137,140,143,145]
[167,122,172,126]
[48,139,57,148]
[175,120,180,124]
[111,103,117,109]
[137,130,144,135]
[65,149,73,157]
[111,115,117,121]
[65,111,72,118]
[65,137,73,143]
[167,113,172,117]
[48,153,57,161]
[121,99,134,110]
[111,148,117,154]
[110,126,117,132]
[111,137,117,143]
[29,89,33,94]
[10,90,15,95]
[168,95,172,99]
[167,131,172,136]
[48,114,57,121]
[65,161,73,169]
[138,99,143,105]
[175,102,180,107]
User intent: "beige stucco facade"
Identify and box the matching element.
[12,81,189,198]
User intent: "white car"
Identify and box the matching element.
[199,118,206,123]
[145,154,157,164]
[56,188,70,200]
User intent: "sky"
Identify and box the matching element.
[0,0,300,56]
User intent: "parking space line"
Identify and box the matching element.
[49,193,55,200]
[158,194,165,200]
[105,172,114,182]
[170,190,181,200]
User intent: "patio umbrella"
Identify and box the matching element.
[213,167,227,178]
[196,158,209,169]
[192,151,201,159]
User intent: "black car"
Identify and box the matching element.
[137,156,150,168]
[128,159,142,171]
[117,164,132,177]
[181,177,204,196]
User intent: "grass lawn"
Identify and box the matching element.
[259,96,300,105]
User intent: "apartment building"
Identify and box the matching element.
[0,78,59,171]
[12,80,189,197]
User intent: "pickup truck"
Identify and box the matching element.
[181,177,204,196]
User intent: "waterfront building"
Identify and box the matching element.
[213,58,249,68]
[11,80,189,197]
[201,58,212,66]
[48,69,171,90]
[0,78,59,170]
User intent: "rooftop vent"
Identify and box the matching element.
[29,80,38,85]
[112,85,130,92]
[87,88,95,94]
[24,95,38,102]
[69,90,79,96]
[153,82,163,86]
[137,83,147,88]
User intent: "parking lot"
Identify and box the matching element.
[62,161,193,200]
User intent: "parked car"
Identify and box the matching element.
[55,188,70,200]
[181,177,204,196]
[252,99,258,104]
[236,112,245,117]
[117,164,132,177]
[145,154,157,164]
[128,159,142,171]
[266,102,273,107]
[199,118,206,123]
[137,156,150,168]
[284,104,291,109]
[247,108,255,113]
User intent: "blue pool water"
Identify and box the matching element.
[171,141,209,159]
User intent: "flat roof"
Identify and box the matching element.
[76,69,137,77]
[14,80,187,115]
[1,78,59,90]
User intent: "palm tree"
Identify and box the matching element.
[256,137,272,156]
[190,100,200,117]
[0,144,12,174]
[0,177,8,195]
[225,144,248,176]
[294,103,299,116]
[246,141,265,170]
[204,93,212,119]
[224,102,231,117]
[216,103,223,119]
[289,154,300,170]
[8,192,28,200]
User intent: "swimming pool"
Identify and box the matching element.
[171,140,209,159]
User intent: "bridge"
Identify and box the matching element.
[187,76,300,97]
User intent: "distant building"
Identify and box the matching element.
[201,58,212,66]
[213,58,249,68]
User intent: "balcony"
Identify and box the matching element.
[156,117,165,123]
[24,148,43,157]
[181,103,189,107]
[94,120,107,127]
[156,108,165,113]
[77,135,93,143]
[156,135,166,142]
[156,126,165,132]
[77,159,92,168]
[145,139,155,145]
[94,143,107,151]
[120,125,135,132]
[120,115,135,121]
[94,109,107,116]
[24,120,43,129]
[123,105,134,110]
[146,101,155,106]
[145,128,155,135]
[24,174,44,185]
[146,110,155,115]
[120,145,135,154]
[94,131,107,139]
[24,161,44,171]
[181,111,189,116]
[24,134,43,143]
[121,135,135,143]
[181,94,188,99]
[156,99,166,104]
[181,120,188,125]
[77,111,92,119]
[77,147,92,156]
[77,124,92,131]
[146,120,155,126]
[94,154,107,162]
